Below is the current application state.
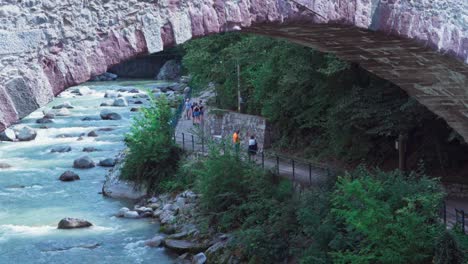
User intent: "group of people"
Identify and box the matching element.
[232,130,258,158]
[184,98,204,125]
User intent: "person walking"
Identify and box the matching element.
[191,102,197,125]
[232,130,240,153]
[248,135,258,160]
[184,98,192,120]
[199,100,204,123]
[193,103,200,126]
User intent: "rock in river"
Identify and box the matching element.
[59,171,80,181]
[83,147,99,152]
[52,101,74,109]
[0,128,16,141]
[112,98,128,107]
[123,210,140,219]
[145,235,164,247]
[100,110,122,120]
[73,156,95,169]
[87,131,98,137]
[36,117,53,124]
[57,218,92,229]
[51,146,72,153]
[98,158,116,167]
[0,162,12,169]
[15,126,37,141]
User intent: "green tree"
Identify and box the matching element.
[330,167,444,263]
[121,94,181,193]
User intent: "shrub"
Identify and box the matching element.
[434,230,464,264]
[121,94,181,193]
[159,157,202,193]
[330,167,445,264]
[193,142,298,263]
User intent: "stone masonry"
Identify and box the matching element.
[0,0,467,141]
[203,108,272,151]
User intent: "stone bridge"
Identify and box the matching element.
[0,0,467,141]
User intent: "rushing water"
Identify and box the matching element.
[0,80,175,263]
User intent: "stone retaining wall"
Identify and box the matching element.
[204,109,272,151]
[444,182,468,199]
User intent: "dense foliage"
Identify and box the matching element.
[182,33,468,173]
[121,94,181,193]
[169,144,460,263]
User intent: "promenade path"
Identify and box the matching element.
[174,98,468,233]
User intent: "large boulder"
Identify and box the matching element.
[51,146,72,153]
[112,98,128,107]
[87,131,98,137]
[163,239,207,254]
[15,126,37,141]
[73,156,95,169]
[83,147,100,152]
[116,207,130,217]
[123,210,140,219]
[57,218,92,229]
[59,171,80,181]
[104,90,120,98]
[156,60,181,81]
[98,158,116,167]
[100,110,122,120]
[0,128,16,141]
[36,117,53,124]
[54,108,71,116]
[145,235,164,247]
[71,86,93,96]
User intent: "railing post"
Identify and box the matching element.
[276,155,280,175]
[443,202,447,226]
[261,152,264,169]
[192,134,195,152]
[182,133,185,150]
[309,163,312,185]
[292,159,295,182]
[463,210,466,234]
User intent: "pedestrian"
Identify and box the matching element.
[248,135,258,160]
[199,100,204,123]
[191,102,197,125]
[184,98,192,120]
[193,104,200,125]
[232,130,240,153]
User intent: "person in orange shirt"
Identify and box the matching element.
[232,130,240,153]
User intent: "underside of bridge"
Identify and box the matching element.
[0,0,466,141]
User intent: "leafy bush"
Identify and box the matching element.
[193,142,298,262]
[159,157,201,193]
[330,167,445,264]
[121,94,181,193]
[434,230,464,264]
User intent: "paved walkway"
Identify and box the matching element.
[174,98,468,232]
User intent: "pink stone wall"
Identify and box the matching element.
[0,0,466,141]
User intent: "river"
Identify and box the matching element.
[0,80,175,263]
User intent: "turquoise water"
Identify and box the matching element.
[0,80,175,263]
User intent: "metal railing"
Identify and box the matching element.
[175,131,468,233]
[173,131,337,186]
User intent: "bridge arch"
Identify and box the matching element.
[0,0,467,141]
